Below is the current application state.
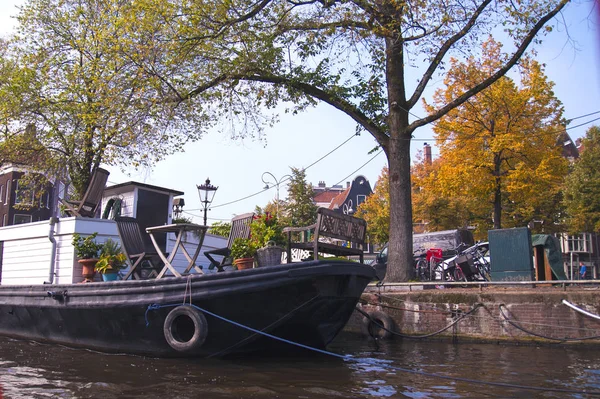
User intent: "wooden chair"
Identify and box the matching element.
[284,208,367,263]
[61,168,110,218]
[115,216,162,280]
[204,212,254,272]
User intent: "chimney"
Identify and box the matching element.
[318,181,326,188]
[346,181,350,188]
[424,142,432,165]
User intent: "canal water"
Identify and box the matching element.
[1,333,599,398]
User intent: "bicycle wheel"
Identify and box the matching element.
[415,259,430,281]
[451,266,469,287]
[430,259,443,281]
[475,261,491,281]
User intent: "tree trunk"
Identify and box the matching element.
[493,152,502,229]
[382,37,413,282]
[385,134,414,282]
[493,176,502,229]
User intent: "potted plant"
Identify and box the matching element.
[230,237,257,270]
[72,232,104,282]
[250,213,286,267]
[95,238,128,281]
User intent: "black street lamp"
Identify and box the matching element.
[197,178,218,225]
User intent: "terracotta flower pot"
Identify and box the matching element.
[78,259,98,282]
[233,257,254,270]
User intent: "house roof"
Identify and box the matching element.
[105,181,184,196]
[313,190,343,204]
[328,188,350,210]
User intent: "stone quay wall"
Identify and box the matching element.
[345,285,600,345]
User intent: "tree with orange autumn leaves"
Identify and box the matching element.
[361,39,569,243]
[417,38,568,235]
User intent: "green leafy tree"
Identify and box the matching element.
[1,0,207,198]
[132,0,568,281]
[355,167,390,246]
[564,126,600,233]
[208,221,232,238]
[283,168,317,228]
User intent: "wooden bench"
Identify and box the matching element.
[283,208,367,263]
[204,212,254,271]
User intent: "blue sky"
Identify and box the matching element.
[1,0,599,224]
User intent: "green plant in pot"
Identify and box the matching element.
[250,213,285,266]
[72,233,104,282]
[230,237,257,270]
[95,239,127,281]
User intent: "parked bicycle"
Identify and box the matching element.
[413,247,431,281]
[414,247,453,282]
[442,242,491,283]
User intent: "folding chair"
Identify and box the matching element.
[115,216,163,280]
[204,212,254,272]
[61,168,110,217]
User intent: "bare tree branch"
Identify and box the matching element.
[409,0,569,132]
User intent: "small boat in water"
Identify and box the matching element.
[0,260,374,357]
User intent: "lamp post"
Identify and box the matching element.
[172,198,185,219]
[261,172,291,218]
[197,178,218,225]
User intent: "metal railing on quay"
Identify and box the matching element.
[368,279,600,292]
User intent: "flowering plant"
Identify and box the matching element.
[250,212,286,248]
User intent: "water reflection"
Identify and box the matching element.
[1,334,599,398]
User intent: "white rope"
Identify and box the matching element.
[562,299,600,321]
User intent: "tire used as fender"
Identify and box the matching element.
[361,310,394,339]
[163,305,208,353]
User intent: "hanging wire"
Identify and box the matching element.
[198,132,362,210]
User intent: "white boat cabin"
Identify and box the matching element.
[0,180,227,286]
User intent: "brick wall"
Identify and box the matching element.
[346,287,600,344]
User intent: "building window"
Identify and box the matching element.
[15,180,34,205]
[0,184,3,204]
[39,192,50,209]
[356,194,366,206]
[58,181,65,201]
[1,214,5,227]
[559,234,593,253]
[5,179,10,205]
[13,214,32,225]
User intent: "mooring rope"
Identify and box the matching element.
[562,299,600,321]
[356,303,483,339]
[206,295,320,358]
[145,302,600,396]
[499,304,600,342]
[371,294,600,333]
[183,275,193,306]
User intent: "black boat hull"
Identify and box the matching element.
[0,260,374,357]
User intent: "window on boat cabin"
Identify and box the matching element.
[13,214,32,225]
[15,179,35,206]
